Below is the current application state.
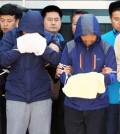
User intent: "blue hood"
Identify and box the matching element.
[18,10,44,36]
[74,14,101,44]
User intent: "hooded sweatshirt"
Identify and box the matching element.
[60,14,117,111]
[0,10,61,103]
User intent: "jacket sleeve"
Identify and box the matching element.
[59,45,72,84]
[104,46,117,85]
[0,31,21,67]
[42,46,61,66]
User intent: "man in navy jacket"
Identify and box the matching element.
[0,4,23,134]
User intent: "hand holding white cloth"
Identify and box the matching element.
[62,72,105,99]
[17,33,47,55]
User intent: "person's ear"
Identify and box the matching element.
[16,19,20,27]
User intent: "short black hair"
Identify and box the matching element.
[41,5,62,19]
[0,3,23,20]
[71,10,88,22]
[109,1,120,17]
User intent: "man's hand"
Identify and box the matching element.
[56,64,72,77]
[49,43,60,52]
[102,65,113,74]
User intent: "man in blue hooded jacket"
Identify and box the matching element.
[59,14,117,134]
[0,10,61,134]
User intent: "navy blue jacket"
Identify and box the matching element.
[60,14,117,111]
[0,10,61,103]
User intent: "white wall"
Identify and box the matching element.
[0,1,114,9]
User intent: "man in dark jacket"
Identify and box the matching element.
[41,5,64,134]
[0,4,22,134]
[59,14,117,134]
[0,10,61,134]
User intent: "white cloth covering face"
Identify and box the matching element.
[17,33,47,56]
[62,72,105,99]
